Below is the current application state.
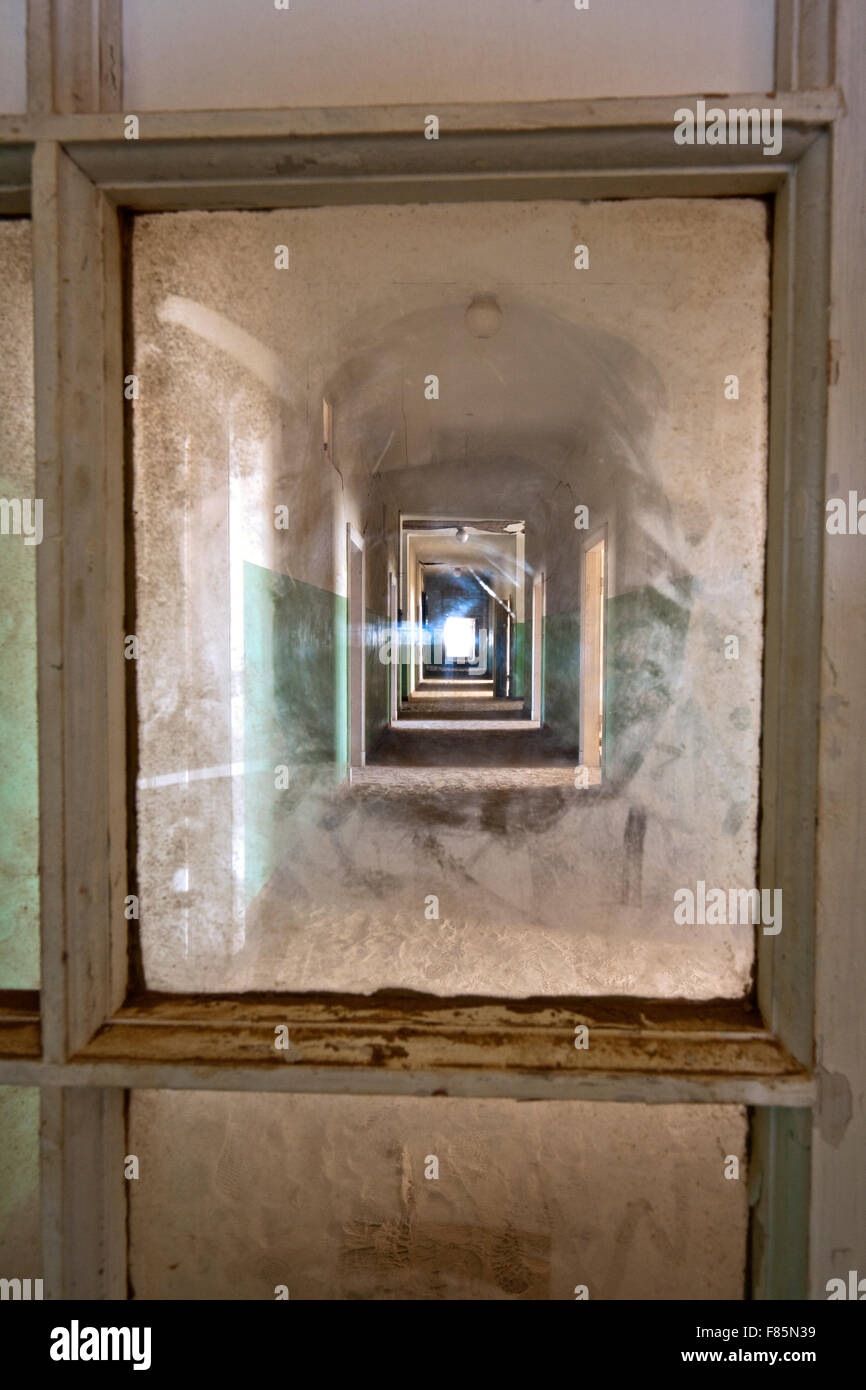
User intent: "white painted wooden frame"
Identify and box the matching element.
[578,522,608,774]
[0,0,858,1305]
[346,523,365,769]
[530,572,545,724]
[389,573,399,723]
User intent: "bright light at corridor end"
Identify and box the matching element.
[443,616,476,661]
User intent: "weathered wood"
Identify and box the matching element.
[0,992,41,1058]
[757,133,830,1067]
[38,993,810,1103]
[776,1,836,91]
[0,91,832,210]
[90,170,794,213]
[41,1087,126,1299]
[26,0,53,116]
[106,990,770,1027]
[3,73,847,1302]
[750,1107,812,1298]
[0,1057,815,1106]
[32,140,64,1064]
[51,0,123,114]
[62,129,817,214]
[32,142,127,1060]
[0,90,843,146]
[102,189,128,1020]
[29,3,127,1304]
[97,0,122,113]
[809,0,866,1300]
[0,994,814,1101]
[51,0,97,114]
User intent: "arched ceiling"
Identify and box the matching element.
[324,296,667,495]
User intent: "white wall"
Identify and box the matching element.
[130,1091,749,1300]
[123,0,776,111]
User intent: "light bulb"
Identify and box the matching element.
[464,294,503,339]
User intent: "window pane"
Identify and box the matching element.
[129,1090,747,1301]
[131,200,768,997]
[0,1087,40,1284]
[0,220,38,988]
[443,616,476,662]
[122,0,774,110]
[0,0,27,114]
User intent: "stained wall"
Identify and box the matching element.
[0,1087,40,1282]
[129,1091,748,1301]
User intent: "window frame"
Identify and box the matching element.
[0,0,847,1303]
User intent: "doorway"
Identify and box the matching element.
[531,572,545,723]
[347,524,365,768]
[581,534,606,770]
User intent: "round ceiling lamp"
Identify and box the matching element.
[464,293,503,339]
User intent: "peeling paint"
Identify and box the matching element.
[816,1064,853,1148]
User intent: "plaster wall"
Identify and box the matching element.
[129,1090,748,1301]
[0,1086,40,1281]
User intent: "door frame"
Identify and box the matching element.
[531,572,546,723]
[389,571,399,724]
[579,525,608,772]
[347,523,365,769]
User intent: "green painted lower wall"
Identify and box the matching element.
[0,481,39,988]
[512,621,526,700]
[243,561,346,905]
[365,609,389,756]
[543,610,581,754]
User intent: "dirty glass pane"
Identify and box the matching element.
[132,200,768,996]
[0,1087,40,1285]
[0,0,27,115]
[0,220,39,988]
[129,1090,748,1301]
[122,0,774,110]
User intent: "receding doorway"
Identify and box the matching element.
[580,533,606,771]
[347,523,365,768]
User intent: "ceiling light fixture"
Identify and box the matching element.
[464,293,503,339]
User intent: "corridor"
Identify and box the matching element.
[130,198,766,1008]
[361,679,578,780]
